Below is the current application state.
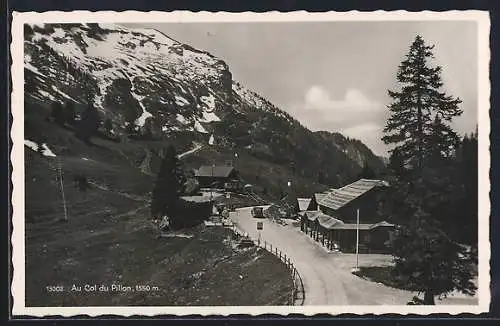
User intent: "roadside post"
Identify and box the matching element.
[57,158,68,221]
[355,208,360,271]
[257,221,263,246]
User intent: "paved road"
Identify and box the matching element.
[230,207,415,305]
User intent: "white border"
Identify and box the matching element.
[11,10,491,317]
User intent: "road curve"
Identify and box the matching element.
[230,207,413,305]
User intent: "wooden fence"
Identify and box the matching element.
[232,227,305,306]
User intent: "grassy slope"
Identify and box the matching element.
[182,146,328,200]
[24,102,293,306]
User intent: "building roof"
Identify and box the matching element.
[195,165,235,178]
[318,179,389,211]
[303,211,344,229]
[331,223,373,230]
[370,221,395,228]
[298,198,312,211]
[314,193,328,202]
[303,210,395,231]
[331,220,394,230]
[180,195,214,203]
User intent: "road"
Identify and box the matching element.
[230,207,478,306]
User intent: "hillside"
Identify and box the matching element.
[24,22,384,197]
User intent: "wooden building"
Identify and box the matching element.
[194,165,240,189]
[317,179,389,224]
[305,192,328,211]
[300,211,395,253]
[299,179,394,253]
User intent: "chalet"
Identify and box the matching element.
[317,179,389,223]
[300,179,395,253]
[305,192,328,211]
[194,165,240,189]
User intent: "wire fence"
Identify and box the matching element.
[232,226,305,306]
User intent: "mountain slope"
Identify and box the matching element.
[23,22,384,197]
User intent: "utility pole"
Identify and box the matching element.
[355,208,360,270]
[210,162,215,201]
[57,158,68,221]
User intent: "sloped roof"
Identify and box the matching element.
[314,193,328,202]
[331,220,394,230]
[369,221,395,229]
[195,165,235,178]
[298,198,312,211]
[317,214,344,229]
[318,179,389,211]
[180,195,214,203]
[331,223,373,230]
[303,211,344,229]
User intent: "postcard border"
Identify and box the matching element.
[10,9,492,317]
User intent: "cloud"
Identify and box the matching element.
[305,86,380,114]
[288,86,388,155]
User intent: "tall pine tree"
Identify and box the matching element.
[383,35,462,169]
[382,35,476,304]
[150,146,186,221]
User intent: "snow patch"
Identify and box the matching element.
[200,94,216,110]
[37,89,58,102]
[25,55,47,78]
[25,140,56,157]
[24,140,39,152]
[51,85,77,102]
[52,28,66,39]
[176,114,189,125]
[131,93,153,127]
[41,144,57,157]
[194,121,208,134]
[175,95,190,106]
[200,110,221,123]
[208,134,215,145]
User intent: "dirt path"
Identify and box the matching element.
[230,207,477,306]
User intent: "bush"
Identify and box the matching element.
[168,199,212,230]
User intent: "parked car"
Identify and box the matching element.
[251,207,265,218]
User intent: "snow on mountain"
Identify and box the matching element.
[24,23,384,186]
[24,139,57,157]
[24,23,232,135]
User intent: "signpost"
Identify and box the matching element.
[257,221,263,245]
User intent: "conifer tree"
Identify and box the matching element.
[64,101,76,126]
[51,101,65,126]
[77,100,100,143]
[358,163,376,179]
[382,35,476,304]
[104,118,113,134]
[387,148,406,178]
[383,35,462,169]
[150,146,186,220]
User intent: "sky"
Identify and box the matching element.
[124,21,478,156]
